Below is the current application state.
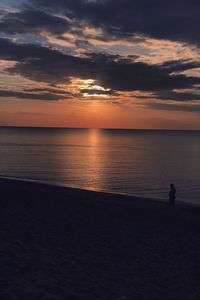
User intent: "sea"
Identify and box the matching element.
[0,127,200,204]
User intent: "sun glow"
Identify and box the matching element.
[79,79,112,97]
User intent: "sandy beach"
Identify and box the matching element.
[1,177,200,300]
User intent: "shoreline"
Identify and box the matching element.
[0,174,199,209]
[0,174,166,202]
[1,177,200,299]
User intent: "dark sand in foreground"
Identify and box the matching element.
[1,178,200,300]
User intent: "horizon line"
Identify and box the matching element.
[0,125,200,132]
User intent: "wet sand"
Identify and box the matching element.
[1,177,200,300]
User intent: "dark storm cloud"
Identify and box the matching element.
[75,39,93,48]
[156,91,200,102]
[0,38,90,83]
[0,89,67,100]
[0,37,60,61]
[0,10,7,17]
[161,60,200,74]
[137,90,200,102]
[24,87,70,94]
[0,8,71,35]
[80,88,117,95]
[0,1,199,46]
[146,103,200,113]
[0,38,200,101]
[28,0,200,45]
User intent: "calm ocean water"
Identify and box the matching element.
[0,127,200,203]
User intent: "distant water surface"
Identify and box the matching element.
[0,127,200,204]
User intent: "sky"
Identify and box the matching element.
[0,0,200,129]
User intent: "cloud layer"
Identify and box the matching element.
[27,0,200,45]
[0,0,199,109]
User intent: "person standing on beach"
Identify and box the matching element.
[168,184,176,207]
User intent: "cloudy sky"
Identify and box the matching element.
[0,0,200,129]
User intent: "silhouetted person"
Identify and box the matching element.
[168,184,176,207]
